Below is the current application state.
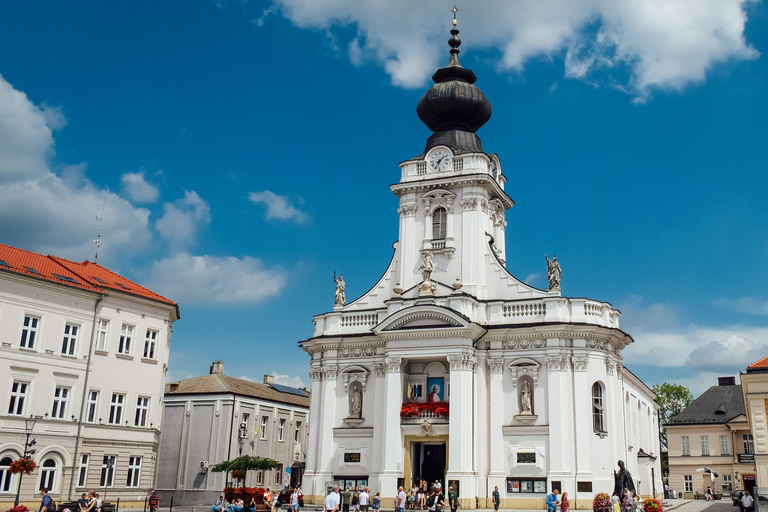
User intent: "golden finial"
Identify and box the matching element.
[452,6,458,26]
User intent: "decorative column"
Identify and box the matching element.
[304,362,324,502]
[379,357,404,498]
[423,198,433,248]
[545,352,573,487]
[487,355,505,495]
[315,364,338,493]
[371,362,387,478]
[571,353,592,497]
[446,353,478,505]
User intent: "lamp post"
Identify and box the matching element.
[14,417,38,506]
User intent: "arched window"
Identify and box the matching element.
[0,456,14,492]
[432,208,447,240]
[39,458,57,491]
[592,382,605,433]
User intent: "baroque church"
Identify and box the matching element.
[300,19,662,509]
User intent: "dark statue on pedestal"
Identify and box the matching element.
[613,460,636,497]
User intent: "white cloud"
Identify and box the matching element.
[121,170,160,203]
[686,333,768,372]
[268,0,759,99]
[271,371,308,389]
[143,252,287,304]
[248,190,307,223]
[156,190,211,246]
[0,75,152,264]
[524,273,540,285]
[715,296,768,316]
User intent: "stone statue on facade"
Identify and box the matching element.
[545,255,561,292]
[418,251,436,296]
[613,460,636,497]
[520,380,533,415]
[334,271,346,306]
[350,387,362,418]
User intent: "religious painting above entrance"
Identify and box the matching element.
[427,378,444,401]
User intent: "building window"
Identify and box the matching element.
[0,456,14,492]
[684,475,693,492]
[135,397,149,427]
[257,470,264,484]
[100,456,116,487]
[275,463,283,485]
[118,324,134,355]
[432,208,447,240]
[744,434,754,455]
[592,382,605,433]
[109,393,125,424]
[260,416,268,440]
[279,419,285,441]
[682,436,690,456]
[95,319,109,351]
[51,387,70,419]
[86,391,99,423]
[701,436,710,456]
[77,454,89,488]
[39,458,57,491]
[295,421,302,443]
[8,381,28,416]
[20,315,40,349]
[720,435,730,455]
[61,324,79,356]
[723,475,733,493]
[126,456,141,487]
[143,330,158,359]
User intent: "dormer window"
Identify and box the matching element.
[433,208,447,240]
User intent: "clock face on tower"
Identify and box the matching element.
[429,149,452,171]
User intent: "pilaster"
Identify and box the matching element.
[545,349,572,483]
[379,357,405,494]
[487,353,505,496]
[446,353,478,506]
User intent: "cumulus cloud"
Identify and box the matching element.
[143,252,286,304]
[267,0,759,99]
[686,333,768,372]
[156,190,211,246]
[271,371,308,389]
[248,190,307,223]
[0,75,152,264]
[715,296,768,316]
[121,170,160,203]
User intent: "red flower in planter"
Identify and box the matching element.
[9,459,36,475]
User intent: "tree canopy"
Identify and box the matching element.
[652,382,694,425]
[211,455,278,473]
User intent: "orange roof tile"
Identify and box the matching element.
[748,355,768,369]
[0,243,178,312]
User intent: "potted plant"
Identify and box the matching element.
[642,498,663,512]
[9,459,36,475]
[212,455,278,508]
[593,493,612,512]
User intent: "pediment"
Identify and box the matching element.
[374,304,470,333]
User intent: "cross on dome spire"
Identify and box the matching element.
[452,6,458,27]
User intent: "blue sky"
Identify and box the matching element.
[0,0,766,396]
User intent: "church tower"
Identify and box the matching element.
[300,14,662,509]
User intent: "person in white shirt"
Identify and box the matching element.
[325,486,341,512]
[742,491,755,512]
[396,487,407,512]
[291,489,300,512]
[359,488,370,512]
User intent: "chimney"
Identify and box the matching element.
[169,383,179,392]
[264,374,274,385]
[718,376,736,386]
[210,360,224,375]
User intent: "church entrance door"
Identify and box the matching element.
[411,442,446,489]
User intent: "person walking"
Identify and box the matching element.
[492,486,500,512]
[623,490,632,512]
[342,487,352,512]
[560,492,569,512]
[448,486,458,512]
[742,490,755,512]
[546,489,559,512]
[372,492,381,512]
[39,488,52,512]
[149,490,160,512]
[611,493,620,512]
[359,487,370,512]
[325,486,341,512]
[396,486,407,512]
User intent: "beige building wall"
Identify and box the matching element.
[741,369,768,496]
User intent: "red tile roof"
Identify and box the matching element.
[748,356,768,369]
[0,243,178,312]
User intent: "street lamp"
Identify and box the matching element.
[14,416,38,506]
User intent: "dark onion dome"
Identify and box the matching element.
[416,26,492,155]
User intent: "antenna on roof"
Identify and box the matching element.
[94,200,105,264]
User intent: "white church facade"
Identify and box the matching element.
[300,22,662,509]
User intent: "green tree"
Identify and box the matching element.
[652,382,694,469]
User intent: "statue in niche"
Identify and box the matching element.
[613,460,636,497]
[520,380,533,415]
[545,254,562,291]
[334,271,346,306]
[350,386,362,419]
[420,250,434,283]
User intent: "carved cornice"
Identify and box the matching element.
[571,356,589,372]
[385,357,405,373]
[586,339,618,354]
[545,355,570,372]
[398,204,418,217]
[504,339,546,350]
[480,199,492,215]
[487,357,504,374]
[447,354,478,371]
[339,347,377,358]
[387,311,462,331]
[508,358,542,386]
[460,198,478,211]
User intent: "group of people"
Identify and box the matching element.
[323,485,380,512]
[395,484,457,512]
[211,487,303,512]
[75,490,104,512]
[406,480,444,510]
[609,488,643,512]
[545,489,570,512]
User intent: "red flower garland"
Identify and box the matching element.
[399,401,450,418]
[9,458,35,475]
